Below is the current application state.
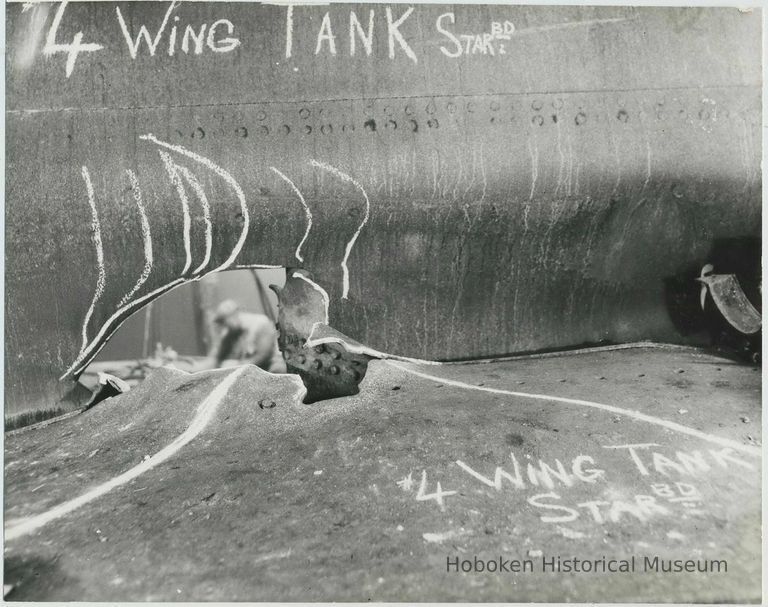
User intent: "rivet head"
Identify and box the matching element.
[312,359,323,370]
[258,400,276,409]
[314,345,325,354]
[330,350,342,360]
[329,365,340,375]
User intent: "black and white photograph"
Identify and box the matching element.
[2,0,763,602]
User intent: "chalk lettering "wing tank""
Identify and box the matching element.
[5,3,760,421]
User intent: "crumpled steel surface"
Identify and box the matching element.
[5,3,761,420]
[699,272,761,335]
[3,347,761,601]
[273,270,372,403]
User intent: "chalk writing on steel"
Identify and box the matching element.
[61,133,378,377]
[397,443,755,532]
[37,2,638,78]
[43,0,104,77]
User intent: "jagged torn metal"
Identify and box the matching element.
[306,322,440,365]
[698,271,761,335]
[7,365,307,541]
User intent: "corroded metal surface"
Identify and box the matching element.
[274,270,371,403]
[3,348,761,601]
[5,3,762,418]
[699,272,762,335]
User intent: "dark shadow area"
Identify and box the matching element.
[4,408,67,433]
[3,554,84,601]
[4,382,93,431]
[664,237,761,362]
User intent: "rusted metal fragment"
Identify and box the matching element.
[274,270,439,402]
[284,337,370,405]
[273,270,371,403]
[698,268,761,335]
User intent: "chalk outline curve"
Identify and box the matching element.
[292,271,330,324]
[388,362,761,457]
[270,166,312,263]
[7,366,249,541]
[139,133,250,274]
[309,159,370,299]
[79,166,106,354]
[158,150,194,275]
[117,169,154,308]
[63,137,252,378]
[176,164,214,274]
[8,367,308,541]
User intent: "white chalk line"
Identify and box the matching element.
[444,341,711,366]
[115,0,179,60]
[176,165,213,274]
[59,278,190,379]
[117,169,154,308]
[388,363,761,457]
[309,159,370,300]
[284,4,293,58]
[293,272,330,324]
[232,264,285,270]
[270,166,312,263]
[159,151,193,275]
[515,17,633,36]
[63,262,287,379]
[291,275,438,365]
[64,138,251,377]
[79,166,106,354]
[62,277,186,379]
[254,549,293,564]
[306,322,440,366]
[44,0,104,77]
[140,134,250,273]
[6,366,247,542]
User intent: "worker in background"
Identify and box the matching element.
[204,299,286,373]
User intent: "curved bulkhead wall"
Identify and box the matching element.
[5,3,761,419]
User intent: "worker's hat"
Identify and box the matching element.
[213,299,240,324]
